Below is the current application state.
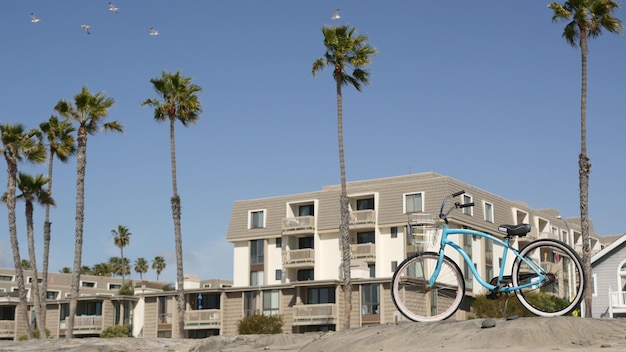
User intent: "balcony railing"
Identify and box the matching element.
[282,216,315,234]
[609,290,626,317]
[0,320,15,339]
[292,303,336,326]
[63,315,103,333]
[184,309,221,329]
[349,210,376,228]
[351,243,376,261]
[282,249,315,268]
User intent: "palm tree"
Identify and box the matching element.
[312,25,376,329]
[38,115,76,322]
[152,256,166,281]
[20,259,31,269]
[0,123,46,339]
[111,225,132,283]
[16,172,54,339]
[142,71,202,337]
[549,0,622,318]
[134,257,149,280]
[92,262,112,277]
[54,85,123,338]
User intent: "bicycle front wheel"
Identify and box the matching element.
[391,252,465,322]
[512,239,585,317]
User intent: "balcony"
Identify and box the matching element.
[184,309,221,329]
[349,210,376,229]
[292,303,337,326]
[351,243,376,262]
[0,320,15,339]
[282,216,315,235]
[609,290,626,318]
[282,249,315,268]
[61,315,103,334]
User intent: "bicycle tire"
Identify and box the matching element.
[512,239,585,317]
[391,252,465,322]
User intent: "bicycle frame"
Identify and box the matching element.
[428,224,549,293]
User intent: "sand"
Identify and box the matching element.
[1,316,625,352]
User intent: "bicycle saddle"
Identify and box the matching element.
[498,224,531,237]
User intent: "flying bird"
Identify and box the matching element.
[150,27,159,36]
[30,12,40,23]
[332,9,341,20]
[81,24,91,35]
[108,2,119,13]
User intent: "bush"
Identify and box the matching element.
[118,280,134,296]
[471,292,575,318]
[237,314,283,334]
[100,324,130,338]
[17,328,51,340]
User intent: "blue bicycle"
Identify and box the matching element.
[391,190,585,322]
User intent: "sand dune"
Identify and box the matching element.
[1,317,625,352]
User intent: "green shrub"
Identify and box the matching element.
[237,314,283,334]
[118,280,134,296]
[471,292,575,318]
[100,324,130,338]
[17,328,51,340]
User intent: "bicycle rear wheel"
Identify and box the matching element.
[512,239,585,317]
[391,252,465,322]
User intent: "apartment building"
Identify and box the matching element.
[225,172,603,332]
[0,172,610,340]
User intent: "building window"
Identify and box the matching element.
[484,202,494,223]
[307,287,335,304]
[0,275,12,281]
[108,283,122,290]
[361,284,379,315]
[299,236,314,249]
[463,233,473,289]
[250,270,264,286]
[196,293,220,310]
[299,204,314,216]
[463,195,473,216]
[275,269,282,281]
[368,264,375,278]
[250,239,264,265]
[263,289,280,316]
[249,210,265,228]
[405,193,423,213]
[356,198,375,210]
[357,231,375,244]
[81,281,96,288]
[391,227,398,238]
[485,238,493,281]
[297,269,314,281]
[275,237,282,248]
[244,291,260,317]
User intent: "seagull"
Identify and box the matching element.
[332,9,341,20]
[150,27,159,36]
[81,24,91,35]
[108,2,119,13]
[30,12,40,23]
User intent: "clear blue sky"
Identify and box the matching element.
[1,1,625,283]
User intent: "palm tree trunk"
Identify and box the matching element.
[579,29,592,318]
[6,159,33,339]
[335,73,352,330]
[25,201,45,339]
[41,154,54,324]
[169,117,186,338]
[67,127,88,338]
[121,247,125,284]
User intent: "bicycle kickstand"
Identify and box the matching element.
[501,292,510,320]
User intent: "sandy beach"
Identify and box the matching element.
[0,316,625,352]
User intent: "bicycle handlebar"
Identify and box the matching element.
[439,191,474,224]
